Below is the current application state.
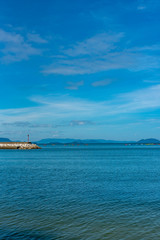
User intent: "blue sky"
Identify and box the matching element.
[1,0,160,141]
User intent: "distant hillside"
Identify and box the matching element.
[37,138,76,144]
[137,138,160,144]
[0,138,11,142]
[36,138,135,144]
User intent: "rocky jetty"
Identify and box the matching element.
[0,142,41,149]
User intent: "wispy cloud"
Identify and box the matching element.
[1,84,160,127]
[2,121,53,128]
[25,84,160,116]
[118,84,160,112]
[65,80,84,90]
[43,32,160,75]
[69,120,94,126]
[54,120,94,128]
[137,5,146,10]
[92,79,113,87]
[27,33,48,44]
[43,51,160,75]
[137,0,160,11]
[0,28,44,63]
[63,33,124,56]
[143,80,160,83]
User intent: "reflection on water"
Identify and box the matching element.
[1,145,160,239]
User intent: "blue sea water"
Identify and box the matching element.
[1,144,160,239]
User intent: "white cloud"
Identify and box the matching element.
[0,29,23,43]
[118,84,160,112]
[43,32,160,75]
[137,0,160,11]
[0,28,44,63]
[137,5,146,10]
[27,84,160,116]
[92,79,113,87]
[127,45,160,51]
[70,120,94,126]
[1,84,160,127]
[65,80,84,90]
[2,121,52,128]
[63,33,124,56]
[143,80,160,83]
[27,33,48,43]
[43,51,160,75]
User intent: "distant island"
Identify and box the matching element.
[36,138,133,144]
[0,138,11,142]
[137,138,160,144]
[1,138,160,145]
[35,138,160,144]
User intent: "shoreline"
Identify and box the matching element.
[0,142,41,149]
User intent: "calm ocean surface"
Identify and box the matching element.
[1,144,160,240]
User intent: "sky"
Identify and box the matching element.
[1,0,160,141]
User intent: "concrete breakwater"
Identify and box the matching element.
[0,142,41,149]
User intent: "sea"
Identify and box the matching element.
[0,144,160,240]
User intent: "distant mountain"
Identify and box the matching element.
[0,138,11,142]
[37,138,76,144]
[36,138,136,144]
[137,138,160,143]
